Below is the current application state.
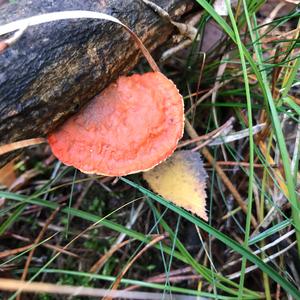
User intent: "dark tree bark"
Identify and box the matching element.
[0,0,194,166]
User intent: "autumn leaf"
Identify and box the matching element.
[143,150,208,221]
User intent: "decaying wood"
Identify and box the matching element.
[0,0,194,166]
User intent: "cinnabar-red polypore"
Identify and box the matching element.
[48,72,184,176]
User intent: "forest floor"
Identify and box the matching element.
[0,0,300,299]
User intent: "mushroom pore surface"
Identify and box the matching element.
[48,72,184,176]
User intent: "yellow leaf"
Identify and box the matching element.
[143,150,208,220]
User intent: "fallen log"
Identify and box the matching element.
[0,0,194,166]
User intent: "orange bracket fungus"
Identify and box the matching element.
[0,10,184,176]
[0,11,208,220]
[48,72,184,176]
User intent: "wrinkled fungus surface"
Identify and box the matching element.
[48,72,184,176]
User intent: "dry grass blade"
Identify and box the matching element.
[0,24,28,54]
[208,123,266,146]
[178,117,235,148]
[0,40,8,52]
[0,278,200,299]
[9,197,144,300]
[9,169,40,192]
[185,72,243,116]
[228,241,297,280]
[104,233,168,300]
[0,1,298,298]
[0,245,32,259]
[10,234,79,258]
[222,229,296,271]
[0,138,46,156]
[16,207,60,300]
[259,2,287,36]
[259,142,289,198]
[126,275,201,291]
[89,239,132,274]
[211,53,229,129]
[204,161,275,168]
[125,266,195,291]
[191,124,231,151]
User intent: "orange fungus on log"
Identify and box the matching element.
[48,72,184,176]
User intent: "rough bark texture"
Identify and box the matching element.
[0,0,194,166]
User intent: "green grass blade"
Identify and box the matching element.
[283,97,300,116]
[195,0,300,257]
[249,220,292,245]
[121,177,300,299]
[21,268,257,300]
[0,203,26,235]
[223,0,255,295]
[146,200,259,297]
[0,190,251,297]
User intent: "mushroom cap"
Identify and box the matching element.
[48,72,184,176]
